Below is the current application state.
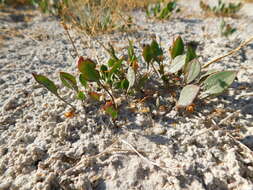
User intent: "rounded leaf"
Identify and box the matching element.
[168,54,186,73]
[142,44,153,64]
[177,84,200,108]
[201,71,237,96]
[185,59,201,84]
[78,59,100,82]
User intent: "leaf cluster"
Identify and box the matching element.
[200,0,242,17]
[146,0,179,19]
[33,36,237,119]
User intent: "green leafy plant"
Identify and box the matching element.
[200,0,242,17]
[33,36,237,119]
[220,19,237,37]
[146,0,179,20]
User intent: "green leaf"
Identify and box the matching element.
[60,72,78,92]
[120,79,129,90]
[198,69,220,83]
[151,39,163,61]
[142,44,153,64]
[170,36,184,59]
[108,60,122,78]
[185,59,201,84]
[168,54,186,73]
[126,66,135,91]
[185,45,197,63]
[102,101,118,119]
[78,59,100,82]
[128,40,137,63]
[100,64,108,72]
[177,85,200,108]
[201,71,237,97]
[32,73,58,95]
[76,91,85,100]
[79,74,88,88]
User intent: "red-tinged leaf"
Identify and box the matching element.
[78,58,100,82]
[32,73,58,95]
[60,72,78,91]
[88,91,102,102]
[102,101,118,119]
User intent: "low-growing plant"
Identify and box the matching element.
[220,19,237,37]
[146,0,179,19]
[32,36,237,119]
[200,0,242,17]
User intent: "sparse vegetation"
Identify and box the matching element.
[33,36,237,119]
[200,0,242,17]
[220,19,237,37]
[146,0,179,20]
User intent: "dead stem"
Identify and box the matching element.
[203,36,253,69]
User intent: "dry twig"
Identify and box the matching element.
[203,36,253,68]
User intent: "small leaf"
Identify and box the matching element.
[78,58,100,82]
[102,101,118,119]
[60,72,78,91]
[108,58,117,67]
[142,44,153,64]
[170,36,184,59]
[128,40,137,63]
[168,54,186,73]
[32,73,58,95]
[201,71,237,97]
[76,91,85,100]
[185,45,197,63]
[100,64,108,72]
[79,74,88,88]
[126,66,135,91]
[185,59,201,84]
[151,39,163,60]
[120,79,129,90]
[88,91,102,102]
[108,60,122,78]
[177,85,200,108]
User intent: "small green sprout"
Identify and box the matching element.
[220,19,237,37]
[146,0,179,20]
[200,0,242,17]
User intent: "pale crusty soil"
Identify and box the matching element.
[0,0,253,189]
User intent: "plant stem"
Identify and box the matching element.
[57,95,76,111]
[61,22,80,58]
[203,36,253,69]
[98,81,116,108]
